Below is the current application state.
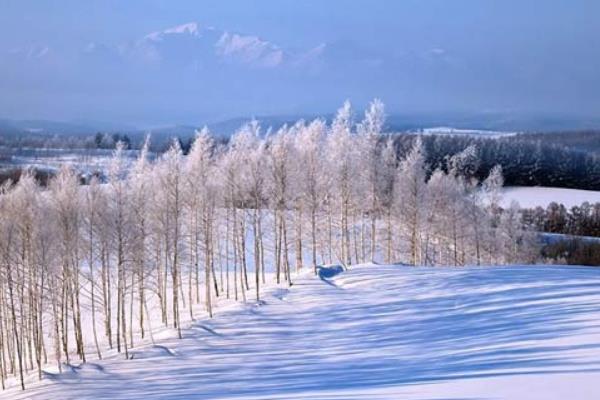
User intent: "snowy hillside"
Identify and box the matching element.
[501,186,600,208]
[6,264,600,400]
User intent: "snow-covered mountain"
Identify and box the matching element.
[144,22,203,40]
[0,21,463,125]
[79,22,316,70]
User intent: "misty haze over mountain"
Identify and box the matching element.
[1,0,600,129]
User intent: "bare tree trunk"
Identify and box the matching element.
[90,259,102,360]
[253,207,260,301]
[240,215,249,291]
[370,213,377,262]
[129,272,135,348]
[238,215,247,302]
[311,207,317,274]
[101,246,112,349]
[344,200,352,266]
[233,207,239,301]
[352,212,359,265]
[139,254,145,338]
[274,209,281,283]
[225,207,230,299]
[327,201,333,264]
[258,209,266,285]
[188,231,195,321]
[282,213,292,286]
[7,267,25,390]
[0,298,5,389]
[173,233,182,339]
[49,278,62,373]
[88,216,102,360]
[295,207,303,272]
[386,208,392,264]
[205,209,213,317]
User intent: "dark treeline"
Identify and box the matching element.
[387,133,600,191]
[542,239,600,266]
[522,201,600,238]
[0,130,225,153]
[0,131,152,151]
[519,130,600,154]
[519,201,600,266]
[0,168,55,187]
[2,129,600,190]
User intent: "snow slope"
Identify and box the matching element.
[5,264,600,400]
[501,186,600,209]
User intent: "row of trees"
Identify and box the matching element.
[0,100,536,390]
[94,133,133,150]
[522,201,600,238]
[542,238,600,266]
[405,133,600,191]
[522,201,600,266]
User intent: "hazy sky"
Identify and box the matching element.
[1,0,599,126]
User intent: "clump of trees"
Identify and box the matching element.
[0,168,55,187]
[542,238,600,266]
[520,201,600,266]
[522,201,600,238]
[402,133,600,191]
[0,100,536,390]
[94,133,132,150]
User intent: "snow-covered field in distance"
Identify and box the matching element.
[6,263,600,400]
[501,186,600,209]
[419,126,518,137]
[0,147,148,175]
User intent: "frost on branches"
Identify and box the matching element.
[0,100,537,390]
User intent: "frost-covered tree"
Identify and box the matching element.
[296,118,327,272]
[327,100,356,266]
[357,99,385,262]
[377,137,398,263]
[0,100,545,392]
[82,176,103,359]
[51,167,86,362]
[268,125,294,284]
[107,142,134,355]
[483,164,504,218]
[155,140,184,338]
[128,138,151,341]
[395,137,427,265]
[185,128,218,316]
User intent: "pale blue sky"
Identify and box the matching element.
[1,0,599,126]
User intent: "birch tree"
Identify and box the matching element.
[395,137,427,265]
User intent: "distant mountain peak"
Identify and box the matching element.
[8,45,51,59]
[216,32,285,68]
[134,22,291,68]
[164,22,200,35]
[144,22,207,41]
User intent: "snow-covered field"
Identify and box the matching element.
[0,147,146,175]
[5,263,600,400]
[501,186,600,208]
[420,127,518,138]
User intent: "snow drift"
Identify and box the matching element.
[6,264,600,400]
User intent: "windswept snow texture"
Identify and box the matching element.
[7,264,600,400]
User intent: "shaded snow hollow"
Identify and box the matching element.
[6,264,600,400]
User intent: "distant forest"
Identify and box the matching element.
[522,201,600,266]
[1,129,599,190]
[391,131,600,191]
